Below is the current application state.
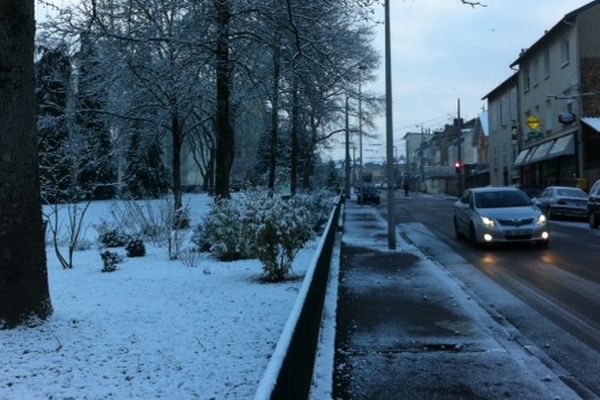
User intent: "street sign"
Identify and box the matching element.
[526,115,541,131]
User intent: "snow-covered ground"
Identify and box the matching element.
[0,193,319,400]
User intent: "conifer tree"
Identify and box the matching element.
[35,45,71,203]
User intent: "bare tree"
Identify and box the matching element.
[214,0,235,199]
[0,0,53,328]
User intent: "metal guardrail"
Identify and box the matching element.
[254,195,343,400]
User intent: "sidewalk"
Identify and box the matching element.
[332,201,580,399]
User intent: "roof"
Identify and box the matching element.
[510,0,600,67]
[482,72,518,100]
[582,116,600,132]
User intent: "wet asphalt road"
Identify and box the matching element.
[389,192,600,398]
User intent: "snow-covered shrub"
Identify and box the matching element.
[75,239,94,251]
[125,238,146,257]
[109,198,167,245]
[167,226,190,261]
[110,197,192,260]
[253,197,314,282]
[100,250,120,273]
[192,196,257,261]
[179,248,204,268]
[98,226,130,248]
[294,190,336,233]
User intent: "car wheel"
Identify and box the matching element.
[590,213,599,229]
[454,217,464,240]
[469,223,480,248]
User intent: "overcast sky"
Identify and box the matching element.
[348,0,593,163]
[34,0,594,162]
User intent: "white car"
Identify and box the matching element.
[453,187,549,248]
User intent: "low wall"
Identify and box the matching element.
[254,195,342,400]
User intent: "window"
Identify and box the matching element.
[592,180,600,196]
[566,100,574,114]
[475,190,531,208]
[510,87,518,121]
[543,49,550,78]
[460,191,470,204]
[561,38,570,66]
[532,57,539,86]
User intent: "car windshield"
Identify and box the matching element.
[555,188,587,198]
[474,190,532,208]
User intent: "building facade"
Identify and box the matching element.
[509,0,600,189]
[483,73,520,186]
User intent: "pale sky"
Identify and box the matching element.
[34,0,594,163]
[350,0,593,163]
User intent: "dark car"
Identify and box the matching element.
[534,186,588,220]
[357,186,380,205]
[588,179,600,228]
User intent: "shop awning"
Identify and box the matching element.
[528,140,554,162]
[513,148,532,167]
[581,117,600,132]
[547,134,575,158]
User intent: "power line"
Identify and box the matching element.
[394,114,454,132]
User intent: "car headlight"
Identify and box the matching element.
[481,216,496,227]
[537,214,547,225]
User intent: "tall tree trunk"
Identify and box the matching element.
[171,112,183,210]
[0,0,53,328]
[301,114,318,190]
[214,0,234,199]
[290,77,299,196]
[268,36,281,194]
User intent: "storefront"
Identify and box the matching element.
[513,132,577,187]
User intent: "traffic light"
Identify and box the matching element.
[454,161,462,174]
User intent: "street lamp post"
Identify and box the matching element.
[359,65,366,202]
[384,0,396,250]
[419,125,425,192]
[345,94,351,199]
[455,98,464,195]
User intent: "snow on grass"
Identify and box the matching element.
[0,193,317,400]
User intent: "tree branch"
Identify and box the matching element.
[461,0,487,7]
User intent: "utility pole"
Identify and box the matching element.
[359,65,366,200]
[419,125,425,192]
[456,99,464,195]
[345,95,351,199]
[384,0,396,250]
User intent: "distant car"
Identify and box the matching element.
[534,186,588,220]
[588,179,600,228]
[357,186,380,205]
[453,187,549,247]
